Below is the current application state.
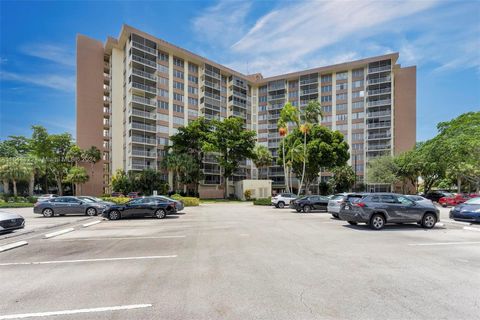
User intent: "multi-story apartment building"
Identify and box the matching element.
[77,25,416,197]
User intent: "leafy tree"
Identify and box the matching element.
[30,125,52,192]
[64,166,89,195]
[0,157,31,196]
[111,169,130,194]
[329,165,356,193]
[367,155,400,186]
[162,152,196,192]
[279,124,349,194]
[394,150,422,193]
[204,117,256,198]
[252,145,273,179]
[49,133,74,195]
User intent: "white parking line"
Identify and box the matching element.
[0,255,177,266]
[0,304,152,319]
[463,226,480,232]
[408,241,480,246]
[44,228,75,239]
[50,235,186,241]
[0,241,28,253]
[82,220,102,227]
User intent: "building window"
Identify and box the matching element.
[173,81,184,90]
[157,125,169,133]
[173,69,184,79]
[352,122,364,129]
[352,133,364,140]
[352,101,364,109]
[336,114,348,121]
[188,86,198,95]
[322,115,332,122]
[188,97,198,106]
[259,105,267,112]
[173,116,184,125]
[173,57,184,67]
[188,109,198,117]
[173,104,184,113]
[337,124,348,131]
[289,91,298,98]
[352,80,363,88]
[321,105,332,113]
[158,64,169,74]
[336,71,348,80]
[352,112,364,119]
[158,51,169,62]
[321,85,332,92]
[352,68,364,78]
[158,137,169,145]
[158,89,169,98]
[336,93,347,101]
[259,96,267,103]
[336,103,347,112]
[158,113,169,121]
[321,95,332,102]
[158,76,168,86]
[173,92,184,102]
[336,83,348,91]
[259,86,267,93]
[352,91,364,98]
[188,75,198,84]
[158,100,169,110]
[321,74,332,82]
[352,143,364,150]
[188,63,198,73]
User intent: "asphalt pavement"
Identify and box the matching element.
[0,203,479,320]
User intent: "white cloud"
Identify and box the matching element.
[0,70,75,92]
[20,43,75,67]
[192,0,252,47]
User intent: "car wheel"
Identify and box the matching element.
[347,221,357,225]
[421,213,437,229]
[155,209,166,219]
[441,203,447,208]
[296,208,301,213]
[332,213,339,219]
[303,205,312,213]
[369,214,385,230]
[42,208,54,217]
[108,210,121,220]
[277,202,285,209]
[86,207,97,216]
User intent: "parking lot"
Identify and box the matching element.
[0,203,479,320]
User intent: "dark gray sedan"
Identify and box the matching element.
[339,193,440,230]
[0,211,25,232]
[33,196,107,217]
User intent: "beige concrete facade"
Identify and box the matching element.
[76,25,416,196]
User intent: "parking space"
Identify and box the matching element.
[0,203,479,319]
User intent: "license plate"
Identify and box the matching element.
[344,206,350,210]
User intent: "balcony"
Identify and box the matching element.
[231,100,247,109]
[367,77,391,85]
[131,82,156,94]
[367,99,391,107]
[301,88,318,95]
[204,91,221,101]
[131,135,157,145]
[131,163,156,170]
[232,110,246,118]
[367,122,391,129]
[131,149,157,158]
[203,79,221,90]
[231,90,247,98]
[367,88,391,96]
[268,114,280,120]
[131,54,157,68]
[132,69,157,81]
[368,65,391,73]
[204,69,221,80]
[367,111,391,118]
[129,108,156,120]
[367,133,391,140]
[268,124,278,130]
[131,95,156,108]
[131,41,157,55]
[268,94,286,102]
[202,168,221,174]
[367,144,391,151]
[130,122,156,132]
[299,78,318,86]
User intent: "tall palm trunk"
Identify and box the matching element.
[2,179,9,194]
[282,140,289,192]
[298,131,307,196]
[12,180,17,196]
[29,174,35,196]
[224,176,228,199]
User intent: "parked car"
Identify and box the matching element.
[405,195,434,207]
[338,193,440,230]
[424,191,453,203]
[327,193,364,218]
[290,195,330,213]
[438,194,469,207]
[37,194,58,202]
[102,196,176,220]
[111,192,124,197]
[127,192,141,198]
[77,196,115,206]
[0,211,25,233]
[449,197,480,222]
[33,196,107,217]
[152,196,184,213]
[271,193,297,208]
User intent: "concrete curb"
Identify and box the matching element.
[0,240,28,252]
[44,228,75,239]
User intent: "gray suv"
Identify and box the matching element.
[338,193,440,230]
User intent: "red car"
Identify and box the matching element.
[439,194,469,207]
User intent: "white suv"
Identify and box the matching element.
[271,193,297,208]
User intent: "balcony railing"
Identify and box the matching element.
[130,108,156,120]
[299,78,318,86]
[301,88,318,95]
[131,164,156,170]
[131,95,156,107]
[232,110,246,117]
[268,124,278,130]
[367,99,391,107]
[131,136,157,145]
[268,94,286,101]
[367,133,391,140]
[204,69,221,80]
[231,100,247,109]
[131,41,157,55]
[203,79,221,90]
[368,65,391,73]
[232,90,247,98]
[204,91,220,101]
[131,150,157,157]
[131,82,156,94]
[367,144,391,151]
[131,54,157,68]
[268,114,280,120]
[367,122,391,129]
[130,122,156,132]
[202,168,221,174]
[367,111,391,118]
[367,88,391,96]
[367,77,391,85]
[132,69,157,81]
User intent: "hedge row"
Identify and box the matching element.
[101,197,131,204]
[171,194,199,207]
[0,202,34,208]
[253,197,272,206]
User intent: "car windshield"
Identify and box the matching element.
[331,195,344,200]
[81,198,95,203]
[406,195,422,201]
[442,192,454,197]
[465,197,480,205]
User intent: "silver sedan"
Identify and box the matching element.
[0,211,25,232]
[33,196,107,217]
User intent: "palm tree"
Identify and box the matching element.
[65,166,89,195]
[162,152,192,193]
[297,100,322,196]
[3,158,31,196]
[252,145,273,180]
[0,157,10,194]
[278,103,300,192]
[25,156,45,196]
[82,146,101,183]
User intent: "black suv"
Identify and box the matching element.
[424,191,453,203]
[102,196,176,220]
[290,195,330,213]
[338,193,440,230]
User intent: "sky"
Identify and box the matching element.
[0,0,479,142]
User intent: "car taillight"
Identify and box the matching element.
[354,202,366,207]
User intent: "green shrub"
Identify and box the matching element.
[171,194,199,206]
[253,197,272,206]
[0,199,5,204]
[100,197,131,204]
[244,189,252,200]
[0,202,34,208]
[27,196,38,203]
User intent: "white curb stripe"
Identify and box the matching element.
[0,255,177,266]
[82,220,102,227]
[463,226,480,232]
[51,235,186,241]
[0,304,152,319]
[408,241,480,246]
[0,241,28,253]
[44,228,74,239]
